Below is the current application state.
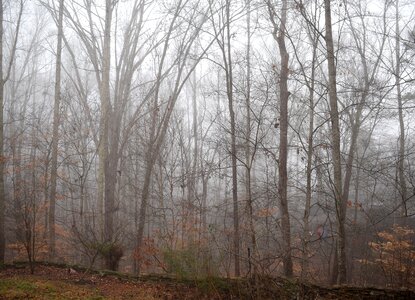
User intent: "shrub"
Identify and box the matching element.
[162,245,218,279]
[367,225,415,288]
[92,242,123,271]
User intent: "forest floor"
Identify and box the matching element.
[0,263,413,299]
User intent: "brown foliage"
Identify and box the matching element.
[362,225,415,288]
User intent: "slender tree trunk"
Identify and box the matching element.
[353,163,360,223]
[101,0,112,245]
[27,97,39,274]
[276,0,293,277]
[201,171,208,235]
[136,157,154,272]
[10,93,24,246]
[187,61,198,244]
[0,0,5,263]
[302,43,317,279]
[324,0,346,284]
[224,0,240,277]
[135,96,158,274]
[266,0,293,278]
[48,0,64,261]
[245,0,257,276]
[395,0,407,217]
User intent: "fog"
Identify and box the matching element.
[1,0,414,288]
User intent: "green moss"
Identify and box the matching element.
[0,278,38,298]
[0,278,105,299]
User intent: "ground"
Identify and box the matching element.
[0,263,413,299]
[0,264,210,300]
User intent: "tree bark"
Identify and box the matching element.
[302,36,317,279]
[324,0,346,284]
[395,0,407,217]
[245,0,257,276]
[266,0,293,278]
[101,0,113,246]
[187,57,198,244]
[225,0,240,277]
[0,0,4,262]
[48,0,64,261]
[276,0,293,277]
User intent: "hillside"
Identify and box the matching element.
[0,263,413,299]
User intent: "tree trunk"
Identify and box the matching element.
[225,0,240,277]
[101,0,113,245]
[324,0,346,284]
[266,0,293,278]
[276,0,293,277]
[0,0,4,262]
[302,40,317,279]
[48,0,64,261]
[187,60,198,244]
[245,0,257,276]
[10,92,24,248]
[104,111,121,249]
[395,0,407,217]
[135,152,155,274]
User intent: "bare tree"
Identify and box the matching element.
[48,0,64,261]
[324,0,346,284]
[244,0,256,276]
[135,0,213,274]
[394,0,408,217]
[208,0,243,277]
[0,0,24,263]
[291,0,321,277]
[266,0,293,277]
[224,0,240,277]
[63,0,151,269]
